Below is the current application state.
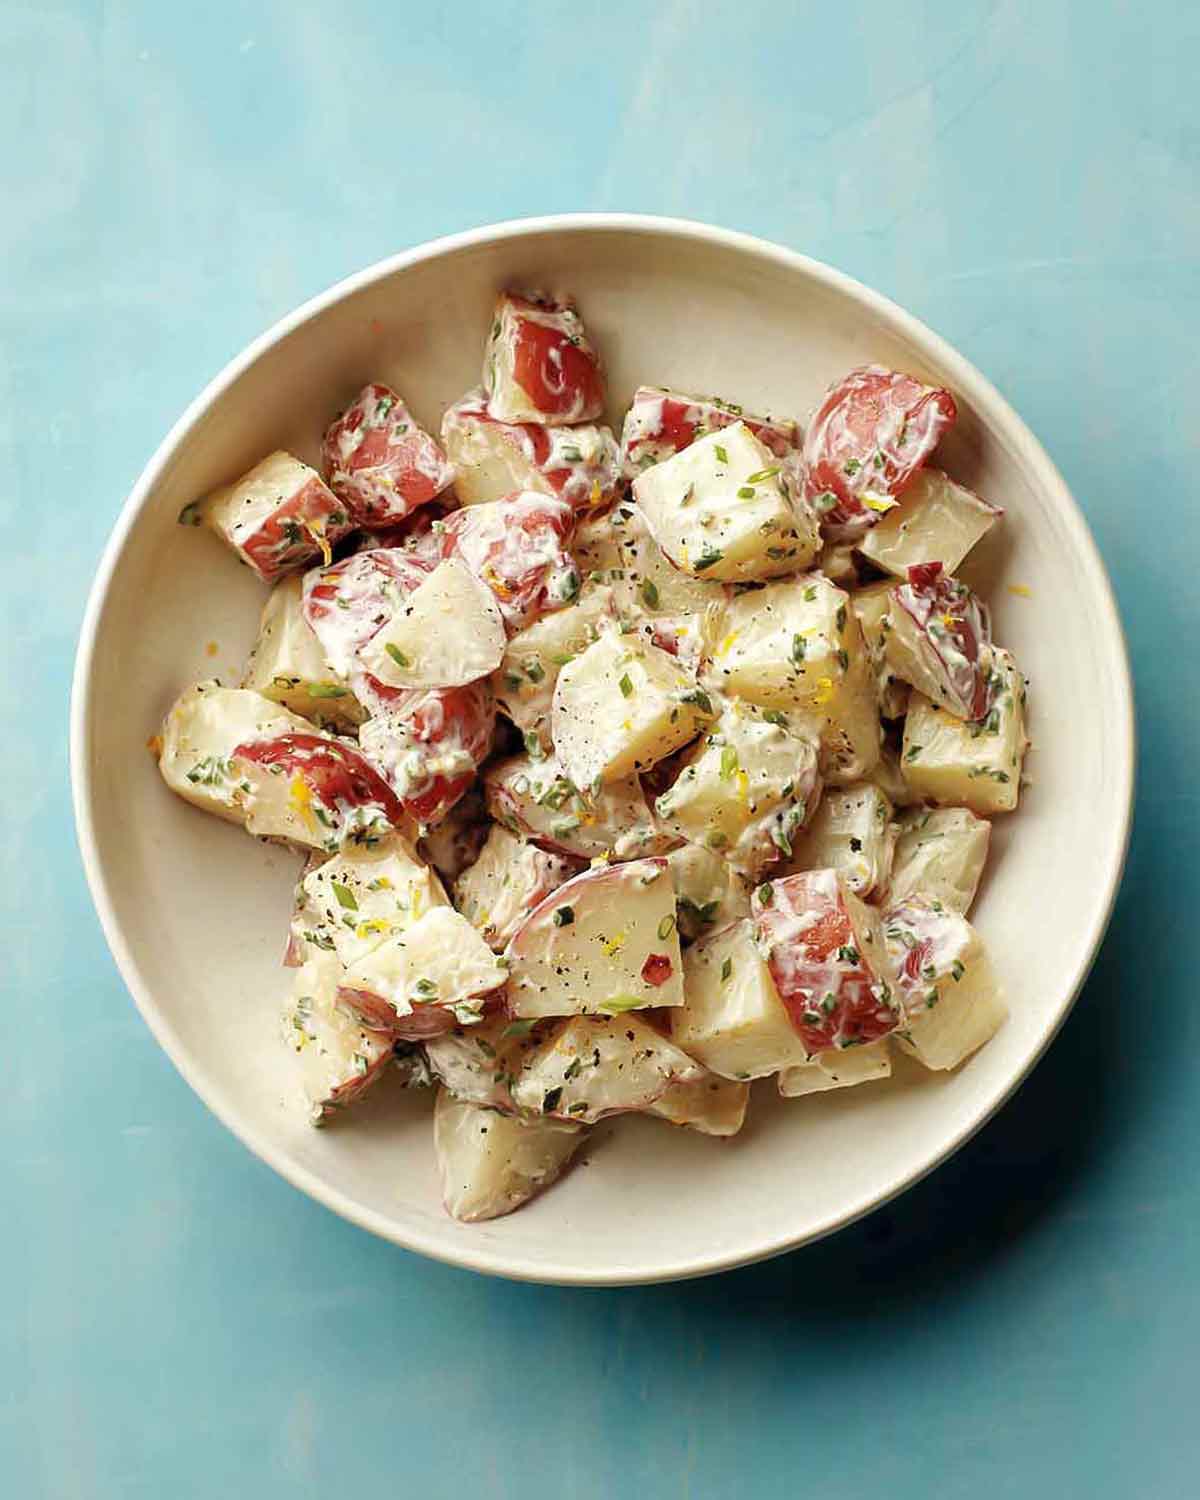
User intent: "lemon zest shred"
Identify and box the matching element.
[1007,583,1033,599]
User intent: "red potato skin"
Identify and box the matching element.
[336,986,461,1040]
[751,871,900,1053]
[802,365,956,538]
[410,492,579,633]
[620,386,798,476]
[239,477,354,584]
[364,680,496,826]
[232,732,409,832]
[501,297,604,421]
[892,561,995,721]
[322,383,455,527]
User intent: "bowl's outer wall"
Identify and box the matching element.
[73,218,1133,1283]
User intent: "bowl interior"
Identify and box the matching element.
[74,220,1132,1283]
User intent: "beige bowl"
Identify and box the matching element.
[70,216,1134,1284]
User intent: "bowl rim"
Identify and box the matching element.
[69,212,1136,1285]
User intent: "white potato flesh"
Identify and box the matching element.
[504,858,684,1018]
[901,648,1028,814]
[338,906,507,1031]
[552,629,716,787]
[777,1039,892,1097]
[511,1015,706,1124]
[290,833,449,970]
[647,1075,750,1135]
[357,559,505,690]
[281,952,396,1122]
[424,1015,537,1111]
[654,703,822,879]
[883,897,1007,1069]
[672,919,811,1080]
[857,468,1001,577]
[241,574,364,728]
[851,580,910,720]
[157,681,309,822]
[434,1091,585,1222]
[453,825,579,950]
[632,423,819,581]
[485,751,671,862]
[782,782,896,900]
[704,575,880,783]
[666,843,751,942]
[581,502,730,622]
[493,584,613,749]
[889,806,992,915]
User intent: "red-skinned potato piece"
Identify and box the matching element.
[301,547,433,678]
[441,389,621,512]
[802,366,956,540]
[232,731,413,850]
[409,491,580,633]
[358,679,496,828]
[887,562,997,721]
[751,868,901,1053]
[620,385,798,478]
[483,293,604,425]
[322,383,455,527]
[192,451,354,584]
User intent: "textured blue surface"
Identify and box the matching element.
[6,1,1198,1494]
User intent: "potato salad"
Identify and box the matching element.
[160,289,1026,1222]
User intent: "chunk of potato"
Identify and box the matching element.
[504,858,684,1019]
[781,782,895,900]
[777,1040,892,1097]
[195,450,353,583]
[281,952,398,1122]
[483,291,605,426]
[672,919,812,1080]
[883,897,1006,1068]
[654,703,821,879]
[290,832,448,970]
[552,629,716,787]
[901,648,1028,814]
[485,751,671,862]
[704,575,880,782]
[646,1074,750,1135]
[157,682,308,823]
[493,583,613,750]
[888,806,991,915]
[511,1014,706,1124]
[857,468,1001,577]
[241,575,364,729]
[751,869,900,1052]
[434,1091,585,1222]
[632,422,819,581]
[338,906,507,1034]
[453,825,580,950]
[884,565,995,721]
[424,1015,539,1112]
[357,558,505,690]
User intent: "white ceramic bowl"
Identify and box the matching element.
[71,215,1134,1285]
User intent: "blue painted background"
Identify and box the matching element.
[6,1,1198,1494]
